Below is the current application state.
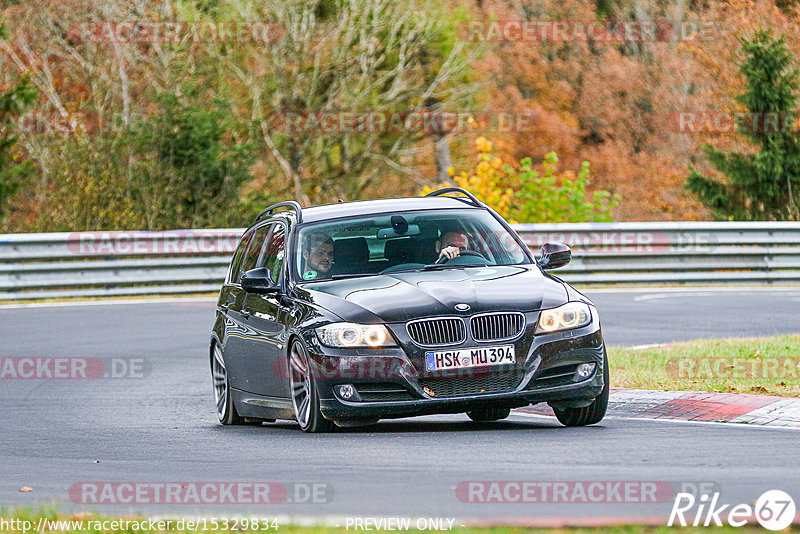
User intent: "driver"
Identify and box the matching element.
[302,232,335,279]
[435,230,469,262]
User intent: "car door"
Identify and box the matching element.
[218,229,255,392]
[240,222,291,398]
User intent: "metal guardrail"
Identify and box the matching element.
[0,230,239,300]
[515,222,800,284]
[1,222,799,300]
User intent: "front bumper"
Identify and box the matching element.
[302,310,605,421]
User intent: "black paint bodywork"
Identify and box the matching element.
[210,197,606,424]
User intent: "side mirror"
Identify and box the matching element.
[241,267,280,294]
[538,242,571,270]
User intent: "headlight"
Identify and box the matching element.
[316,323,398,348]
[535,302,592,334]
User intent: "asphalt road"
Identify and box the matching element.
[1,288,799,522]
[588,287,800,346]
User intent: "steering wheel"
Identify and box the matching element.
[435,250,486,264]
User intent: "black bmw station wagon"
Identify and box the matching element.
[211,188,608,432]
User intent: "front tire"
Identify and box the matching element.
[553,348,609,427]
[212,343,245,425]
[289,339,334,433]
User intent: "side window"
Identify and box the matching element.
[241,225,271,275]
[228,231,254,284]
[258,225,285,283]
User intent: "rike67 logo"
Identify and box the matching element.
[669,490,796,530]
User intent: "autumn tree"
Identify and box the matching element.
[423,137,619,223]
[458,0,726,221]
[0,74,37,225]
[206,0,475,205]
[126,89,255,230]
[687,30,800,220]
[7,0,800,230]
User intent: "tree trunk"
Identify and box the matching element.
[427,99,452,182]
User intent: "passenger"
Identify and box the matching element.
[302,232,335,279]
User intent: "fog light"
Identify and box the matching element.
[335,384,360,401]
[575,362,596,380]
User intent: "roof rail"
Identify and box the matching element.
[424,187,483,208]
[254,201,303,224]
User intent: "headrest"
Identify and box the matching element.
[384,238,415,263]
[416,237,438,264]
[334,237,369,265]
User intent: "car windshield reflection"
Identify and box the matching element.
[295,208,529,282]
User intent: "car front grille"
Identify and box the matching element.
[470,312,525,342]
[419,371,523,397]
[406,317,466,346]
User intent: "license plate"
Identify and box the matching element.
[424,345,515,371]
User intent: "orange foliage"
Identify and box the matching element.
[454,0,800,221]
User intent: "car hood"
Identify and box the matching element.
[296,265,568,324]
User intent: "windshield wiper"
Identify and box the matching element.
[329,273,377,280]
[381,268,424,275]
[420,263,487,271]
[334,264,490,278]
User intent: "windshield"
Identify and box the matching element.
[295,208,529,281]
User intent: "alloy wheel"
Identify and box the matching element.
[212,344,229,421]
[289,342,312,428]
